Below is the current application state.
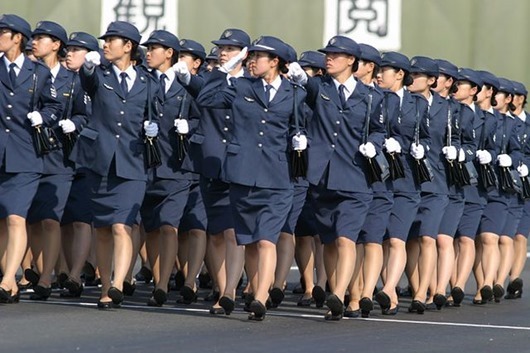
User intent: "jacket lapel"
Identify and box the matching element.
[269,78,291,106]
[347,80,367,109]
[127,67,147,99]
[322,76,342,109]
[251,79,268,107]
[429,92,443,118]
[0,60,12,91]
[102,68,126,100]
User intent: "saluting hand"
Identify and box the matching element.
[144,121,159,138]
[442,146,457,161]
[174,119,189,135]
[219,47,248,73]
[287,62,308,85]
[476,150,492,164]
[27,111,43,127]
[410,143,425,160]
[359,142,376,158]
[172,61,191,85]
[84,51,101,69]
[497,153,512,168]
[58,119,76,133]
[292,134,307,151]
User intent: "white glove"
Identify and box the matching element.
[410,143,425,160]
[458,148,466,162]
[359,142,376,158]
[27,111,43,126]
[517,164,529,177]
[476,150,492,165]
[384,137,401,154]
[292,134,307,151]
[287,62,308,85]
[174,119,189,135]
[143,121,158,138]
[58,119,76,133]
[497,154,512,168]
[84,51,101,69]
[442,146,457,161]
[172,61,191,85]
[219,47,247,73]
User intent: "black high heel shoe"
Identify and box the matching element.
[269,287,285,308]
[61,278,84,298]
[248,300,267,321]
[493,284,504,303]
[382,305,399,315]
[408,300,426,314]
[29,285,52,301]
[450,287,465,306]
[97,300,120,310]
[343,307,360,318]
[433,294,447,310]
[374,290,391,312]
[108,287,124,305]
[312,286,326,308]
[122,281,136,296]
[359,297,374,318]
[325,294,344,320]
[505,278,523,299]
[219,296,235,315]
[147,288,167,307]
[480,285,493,302]
[178,285,198,305]
[24,268,40,287]
[0,287,19,304]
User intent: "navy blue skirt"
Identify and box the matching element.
[309,183,372,244]
[27,173,73,224]
[358,191,393,244]
[385,192,421,241]
[409,193,449,239]
[501,195,524,238]
[294,195,319,237]
[479,193,511,235]
[230,183,293,245]
[179,180,207,232]
[0,171,40,218]
[438,193,465,237]
[456,202,485,239]
[516,199,530,238]
[200,176,233,234]
[141,174,191,233]
[281,183,308,234]
[86,170,146,228]
[62,169,93,225]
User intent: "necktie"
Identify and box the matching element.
[160,73,167,98]
[229,77,237,86]
[338,84,347,107]
[265,84,273,105]
[9,63,17,88]
[120,72,128,96]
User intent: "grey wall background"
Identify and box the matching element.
[2,0,528,86]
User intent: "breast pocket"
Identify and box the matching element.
[226,143,240,155]
[189,133,205,145]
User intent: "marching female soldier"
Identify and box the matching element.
[0,14,62,303]
[289,36,386,320]
[198,36,306,320]
[72,21,159,308]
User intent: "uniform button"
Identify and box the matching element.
[120,111,125,115]
[5,129,9,132]
[339,110,343,114]
[122,100,126,103]
[159,113,164,117]
[7,104,12,109]
[259,131,264,136]
[117,122,122,126]
[331,144,335,148]
[9,92,14,96]
[333,132,338,136]
[261,120,266,124]
[223,127,228,131]
[225,115,230,120]
[6,117,10,120]
[336,121,340,124]
[258,143,262,148]
[115,134,120,138]
[264,108,268,112]
[222,139,227,143]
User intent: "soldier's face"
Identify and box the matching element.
[494,92,511,110]
[218,45,242,65]
[32,34,59,59]
[103,36,130,62]
[377,66,400,90]
[247,51,277,77]
[453,81,475,101]
[145,44,170,69]
[408,73,433,93]
[354,60,373,81]
[178,53,202,75]
[434,74,451,94]
[475,85,490,104]
[325,52,354,76]
[65,46,88,71]
[0,29,20,53]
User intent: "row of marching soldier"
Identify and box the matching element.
[0,14,527,321]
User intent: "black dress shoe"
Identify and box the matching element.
[81,261,96,283]
[472,298,487,305]
[0,288,19,304]
[219,296,235,315]
[480,285,493,302]
[359,297,374,318]
[179,286,198,305]
[493,284,504,303]
[62,278,84,298]
[174,270,185,291]
[198,272,212,289]
[382,305,399,315]
[209,306,225,315]
[134,266,153,284]
[29,285,52,301]
[297,296,312,307]
[343,307,360,318]
[451,287,465,306]
[108,287,124,305]
[24,268,40,287]
[17,282,33,291]
[97,300,120,310]
[324,310,343,321]
[425,302,437,311]
[312,286,326,308]
[122,281,136,296]
[269,287,285,308]
[506,278,523,297]
[374,290,391,311]
[408,300,426,314]
[248,300,267,321]
[55,272,68,289]
[433,294,447,310]
[204,290,220,302]
[149,288,167,307]
[326,294,344,317]
[243,293,254,312]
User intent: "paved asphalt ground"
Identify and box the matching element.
[2,260,529,353]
